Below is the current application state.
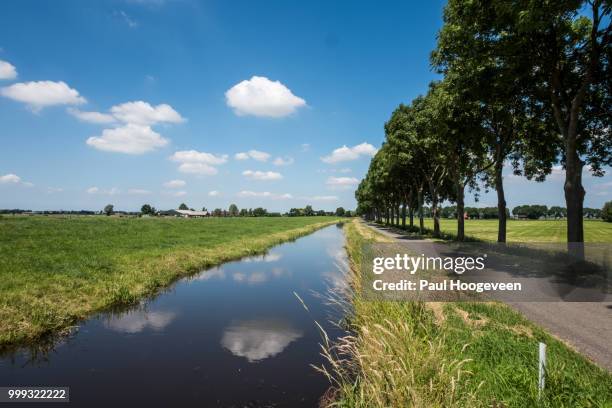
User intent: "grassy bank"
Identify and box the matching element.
[322,220,611,407]
[0,215,340,348]
[417,218,611,242]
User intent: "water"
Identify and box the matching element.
[0,224,348,407]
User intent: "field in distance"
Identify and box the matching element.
[421,219,612,242]
[0,215,340,347]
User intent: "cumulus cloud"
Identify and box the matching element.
[110,101,185,126]
[321,142,377,164]
[67,108,115,124]
[273,156,294,166]
[225,76,306,118]
[242,170,283,181]
[326,176,359,189]
[0,60,17,80]
[0,173,21,184]
[169,150,228,175]
[1,80,86,111]
[86,124,168,154]
[237,191,292,199]
[234,149,271,162]
[208,190,220,197]
[163,179,186,188]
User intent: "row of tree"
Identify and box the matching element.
[356,0,610,242]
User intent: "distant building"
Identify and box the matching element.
[176,209,209,218]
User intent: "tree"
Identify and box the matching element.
[103,204,114,216]
[213,208,223,217]
[602,201,612,222]
[252,207,267,217]
[304,205,314,216]
[335,207,346,217]
[178,203,188,210]
[202,207,208,212]
[239,208,248,216]
[228,204,239,217]
[141,204,156,216]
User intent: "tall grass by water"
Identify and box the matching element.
[319,220,611,407]
[0,215,340,348]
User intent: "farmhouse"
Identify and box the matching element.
[176,209,209,218]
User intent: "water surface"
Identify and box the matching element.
[0,224,348,407]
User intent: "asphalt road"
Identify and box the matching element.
[365,222,612,371]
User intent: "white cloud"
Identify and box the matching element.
[67,108,115,124]
[237,191,292,199]
[326,176,359,189]
[1,80,86,111]
[86,186,119,195]
[0,173,21,184]
[170,150,228,175]
[0,60,17,80]
[273,156,294,166]
[235,149,271,162]
[225,76,306,118]
[208,190,220,197]
[86,124,168,154]
[110,101,185,126]
[0,173,33,187]
[300,143,310,152]
[321,142,377,164]
[128,188,151,195]
[173,190,187,197]
[242,170,283,181]
[163,179,186,188]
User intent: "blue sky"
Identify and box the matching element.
[0,0,609,212]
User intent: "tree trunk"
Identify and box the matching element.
[401,203,406,228]
[428,180,440,237]
[409,207,414,227]
[456,177,465,241]
[565,144,585,243]
[495,159,507,243]
[418,187,424,234]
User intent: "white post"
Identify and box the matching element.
[538,342,547,399]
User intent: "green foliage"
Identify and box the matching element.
[603,201,612,222]
[103,204,114,216]
[178,203,188,210]
[140,204,156,216]
[335,207,345,216]
[228,203,239,216]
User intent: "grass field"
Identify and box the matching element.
[322,220,612,407]
[418,219,612,242]
[0,215,339,348]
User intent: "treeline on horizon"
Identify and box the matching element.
[0,204,355,218]
[355,0,611,242]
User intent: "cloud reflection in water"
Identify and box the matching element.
[221,319,302,363]
[104,310,177,334]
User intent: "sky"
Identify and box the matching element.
[0,0,609,212]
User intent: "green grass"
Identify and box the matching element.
[0,215,340,348]
[420,219,612,242]
[321,220,612,407]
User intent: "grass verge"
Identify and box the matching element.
[320,219,612,407]
[0,216,340,348]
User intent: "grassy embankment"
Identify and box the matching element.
[419,218,611,242]
[321,220,612,407]
[0,215,339,348]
